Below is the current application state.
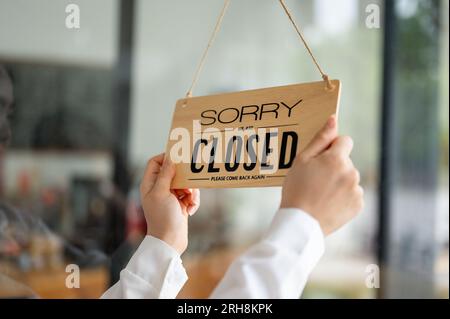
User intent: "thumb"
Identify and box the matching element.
[300,115,338,161]
[154,156,175,192]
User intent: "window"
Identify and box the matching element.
[0,0,447,299]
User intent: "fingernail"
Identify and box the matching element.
[188,211,194,217]
[163,156,172,167]
[327,115,336,128]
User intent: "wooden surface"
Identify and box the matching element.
[167,80,341,188]
[0,265,108,299]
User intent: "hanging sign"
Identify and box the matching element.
[163,0,341,188]
[166,80,341,188]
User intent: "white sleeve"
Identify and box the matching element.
[210,208,325,299]
[101,235,188,299]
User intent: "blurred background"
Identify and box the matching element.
[0,0,447,299]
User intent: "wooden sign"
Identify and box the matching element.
[166,80,341,188]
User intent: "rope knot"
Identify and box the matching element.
[322,74,334,90]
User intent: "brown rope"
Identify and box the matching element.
[185,0,231,98]
[185,0,333,99]
[278,0,333,89]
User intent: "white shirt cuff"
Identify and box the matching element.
[210,208,326,299]
[123,235,188,298]
[265,208,325,273]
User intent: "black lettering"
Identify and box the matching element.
[261,132,278,170]
[218,108,240,124]
[279,131,298,169]
[239,105,259,122]
[200,109,217,126]
[191,139,207,173]
[225,136,242,172]
[259,103,279,121]
[244,135,259,171]
[281,99,302,117]
[207,138,220,173]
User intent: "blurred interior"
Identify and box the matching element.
[0,0,448,299]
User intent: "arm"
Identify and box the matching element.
[210,208,324,299]
[101,235,187,299]
[101,154,200,299]
[211,116,364,299]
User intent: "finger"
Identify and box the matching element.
[354,169,361,186]
[173,188,192,196]
[180,196,191,211]
[140,153,165,195]
[178,188,198,206]
[187,205,197,216]
[356,185,364,197]
[172,189,193,201]
[154,155,176,192]
[301,115,338,161]
[181,189,200,216]
[173,189,186,199]
[354,185,365,212]
[187,189,200,216]
[187,189,200,208]
[328,136,354,158]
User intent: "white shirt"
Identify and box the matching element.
[101,208,324,299]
